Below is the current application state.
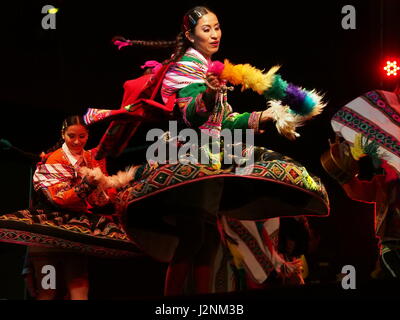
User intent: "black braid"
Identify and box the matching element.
[163,32,191,65]
[113,34,188,65]
[131,39,176,48]
[113,6,214,65]
[112,36,176,49]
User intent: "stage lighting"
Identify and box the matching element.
[383,60,399,77]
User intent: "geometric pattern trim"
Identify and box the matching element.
[0,208,140,257]
[225,217,274,274]
[363,90,400,127]
[0,228,141,258]
[333,107,400,157]
[117,147,329,213]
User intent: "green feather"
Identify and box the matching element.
[263,75,288,100]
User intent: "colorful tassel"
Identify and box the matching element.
[208,61,225,76]
[199,143,222,170]
[112,36,133,50]
[141,60,163,74]
[302,170,319,191]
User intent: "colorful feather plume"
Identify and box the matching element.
[350,133,367,161]
[208,60,326,139]
[209,60,278,94]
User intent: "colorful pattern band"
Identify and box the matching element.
[116,147,329,216]
[331,90,400,173]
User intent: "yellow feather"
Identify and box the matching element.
[242,64,265,94]
[221,60,280,94]
[300,255,309,279]
[262,65,280,92]
[221,60,242,85]
[226,241,244,269]
[350,133,367,160]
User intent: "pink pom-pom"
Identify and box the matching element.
[208,61,225,76]
[141,60,162,74]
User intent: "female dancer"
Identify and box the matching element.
[85,6,329,295]
[0,115,139,299]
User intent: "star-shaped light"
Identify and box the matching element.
[384,60,400,76]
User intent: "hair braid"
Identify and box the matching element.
[112,6,215,64]
[163,32,191,65]
[112,36,176,49]
[131,39,176,48]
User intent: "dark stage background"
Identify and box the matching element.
[0,0,399,299]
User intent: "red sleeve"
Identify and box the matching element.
[342,174,386,203]
[89,148,108,175]
[43,150,91,212]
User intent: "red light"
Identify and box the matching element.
[384,60,399,76]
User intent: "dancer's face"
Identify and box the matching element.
[186,12,221,59]
[62,124,88,155]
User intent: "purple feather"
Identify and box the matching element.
[282,84,307,114]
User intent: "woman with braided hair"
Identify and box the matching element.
[86,6,329,295]
[158,6,307,295]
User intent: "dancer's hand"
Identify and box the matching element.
[203,72,222,111]
[206,72,222,91]
[256,109,274,134]
[259,109,273,125]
